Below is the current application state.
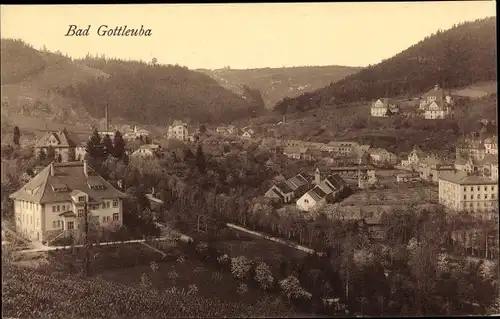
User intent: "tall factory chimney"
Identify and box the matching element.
[105,103,109,131]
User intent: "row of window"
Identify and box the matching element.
[51,200,119,213]
[51,214,119,229]
[463,185,496,192]
[18,215,40,226]
[464,193,497,200]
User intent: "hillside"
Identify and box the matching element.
[1,39,107,127]
[198,65,362,109]
[1,38,265,130]
[275,17,497,114]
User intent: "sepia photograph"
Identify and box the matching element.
[0,2,498,318]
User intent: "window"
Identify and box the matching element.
[470,195,473,200]
[78,196,85,203]
[463,195,466,200]
[485,194,488,199]
[67,222,74,230]
[52,206,56,213]
[56,205,60,212]
[53,221,56,228]
[36,218,39,226]
[57,221,61,228]
[485,186,487,191]
[113,200,118,208]
[77,209,84,217]
[102,202,106,209]
[492,186,495,191]
[106,201,110,208]
[304,199,309,204]
[470,187,473,191]
[477,186,480,191]
[62,205,66,211]
[113,213,119,221]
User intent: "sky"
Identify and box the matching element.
[0,2,496,70]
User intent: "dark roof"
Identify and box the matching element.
[307,186,327,201]
[286,174,308,190]
[35,131,78,148]
[324,174,347,190]
[9,161,126,204]
[271,188,285,200]
[276,182,294,194]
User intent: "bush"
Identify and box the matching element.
[231,256,253,280]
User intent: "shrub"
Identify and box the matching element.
[231,256,253,280]
[279,275,312,301]
[254,262,274,291]
[237,283,248,295]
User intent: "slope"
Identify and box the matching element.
[275,16,497,114]
[198,65,362,109]
[1,38,109,129]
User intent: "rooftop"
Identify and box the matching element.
[9,161,126,204]
[35,130,79,148]
[439,171,497,185]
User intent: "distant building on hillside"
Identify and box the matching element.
[123,126,150,142]
[419,84,454,120]
[370,98,399,117]
[167,120,189,141]
[131,144,162,158]
[34,130,78,162]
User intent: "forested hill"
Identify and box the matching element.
[274,17,497,114]
[59,57,265,124]
[1,38,264,127]
[198,65,362,109]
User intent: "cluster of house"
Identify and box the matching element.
[277,139,398,167]
[216,125,255,139]
[371,84,454,120]
[9,160,126,242]
[397,124,498,214]
[265,168,349,212]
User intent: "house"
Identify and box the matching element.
[8,160,126,242]
[131,144,162,158]
[438,170,498,213]
[34,130,78,162]
[456,133,497,160]
[484,136,498,155]
[167,120,189,141]
[478,154,498,179]
[367,148,398,166]
[418,155,455,183]
[264,182,295,203]
[123,126,150,141]
[283,146,312,160]
[241,131,253,139]
[285,174,309,195]
[419,84,454,119]
[321,141,358,157]
[396,172,421,183]
[296,170,347,212]
[242,126,254,135]
[216,127,229,135]
[401,146,427,170]
[370,98,398,117]
[227,125,239,135]
[75,141,87,161]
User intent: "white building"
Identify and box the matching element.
[370,98,399,117]
[131,144,162,158]
[8,160,126,242]
[167,120,189,141]
[419,84,454,120]
[296,169,347,212]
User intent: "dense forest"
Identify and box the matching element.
[55,57,265,124]
[0,39,46,85]
[275,17,497,114]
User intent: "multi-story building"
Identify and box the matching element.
[321,141,358,157]
[123,126,150,142]
[370,98,399,117]
[131,144,162,158]
[419,84,454,120]
[367,148,398,166]
[8,160,126,242]
[438,171,498,213]
[400,146,427,171]
[167,120,189,141]
[34,130,77,162]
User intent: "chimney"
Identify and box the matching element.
[105,103,109,131]
[49,162,55,176]
[83,159,88,176]
[314,167,321,185]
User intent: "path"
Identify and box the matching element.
[226,223,323,256]
[140,241,167,258]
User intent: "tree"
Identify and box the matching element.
[101,134,114,158]
[279,275,312,302]
[196,144,206,174]
[230,256,252,280]
[254,262,274,291]
[86,129,105,165]
[113,130,126,159]
[151,57,158,65]
[13,126,20,146]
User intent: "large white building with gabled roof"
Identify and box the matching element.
[9,160,126,242]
